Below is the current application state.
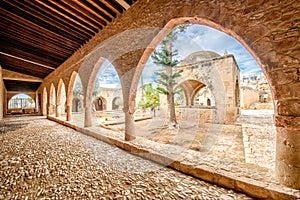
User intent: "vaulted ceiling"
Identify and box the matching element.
[0,0,136,92]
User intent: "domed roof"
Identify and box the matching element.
[181,51,221,65]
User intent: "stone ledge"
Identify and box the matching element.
[47,116,300,200]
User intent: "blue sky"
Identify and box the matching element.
[97,24,262,87]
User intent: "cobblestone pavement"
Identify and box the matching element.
[0,116,253,199]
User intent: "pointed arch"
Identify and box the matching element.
[42,87,48,116]
[49,83,56,115]
[56,79,66,117]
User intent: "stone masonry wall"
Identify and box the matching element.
[241,88,260,109]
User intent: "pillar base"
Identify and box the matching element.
[275,116,300,190]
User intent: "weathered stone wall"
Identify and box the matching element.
[96,88,123,111]
[36,0,299,189]
[173,55,240,124]
[175,108,214,124]
[241,88,260,109]
[213,55,240,123]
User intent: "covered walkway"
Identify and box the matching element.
[0,116,253,199]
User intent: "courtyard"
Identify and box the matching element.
[3,108,297,199]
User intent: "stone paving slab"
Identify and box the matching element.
[47,116,300,199]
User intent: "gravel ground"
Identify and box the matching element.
[0,116,253,199]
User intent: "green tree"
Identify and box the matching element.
[138,83,160,109]
[152,26,186,127]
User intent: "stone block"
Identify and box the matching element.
[150,153,166,165]
[277,100,300,116]
[276,160,300,189]
[213,173,235,189]
[235,178,270,199]
[276,127,300,149]
[123,143,131,152]
[276,140,299,167]
[274,115,300,128]
[191,165,214,183]
[169,160,181,171]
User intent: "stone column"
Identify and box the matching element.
[124,110,136,141]
[120,68,137,141]
[66,105,72,121]
[48,104,52,115]
[4,91,7,116]
[56,104,61,117]
[84,103,92,127]
[35,91,39,113]
[124,93,136,141]
[275,114,300,189]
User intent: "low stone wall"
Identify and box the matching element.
[7,108,36,114]
[249,102,274,110]
[175,108,214,123]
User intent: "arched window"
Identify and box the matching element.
[8,94,35,109]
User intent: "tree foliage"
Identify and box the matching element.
[138,83,160,109]
[151,25,187,127]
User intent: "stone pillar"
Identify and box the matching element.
[120,68,136,141]
[35,91,39,113]
[48,104,51,115]
[66,105,72,121]
[275,114,300,189]
[124,110,136,141]
[56,104,61,117]
[84,103,92,127]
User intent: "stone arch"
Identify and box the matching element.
[49,83,56,115]
[56,79,67,117]
[78,57,107,127]
[69,72,84,122]
[66,71,79,121]
[175,79,207,107]
[194,87,215,107]
[94,96,107,111]
[7,94,36,115]
[7,93,36,106]
[42,87,48,116]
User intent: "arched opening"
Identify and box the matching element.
[91,59,123,126]
[42,87,48,116]
[49,83,56,115]
[71,73,84,125]
[194,87,215,107]
[133,22,276,174]
[94,96,107,111]
[7,94,35,114]
[176,79,207,107]
[56,79,66,118]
